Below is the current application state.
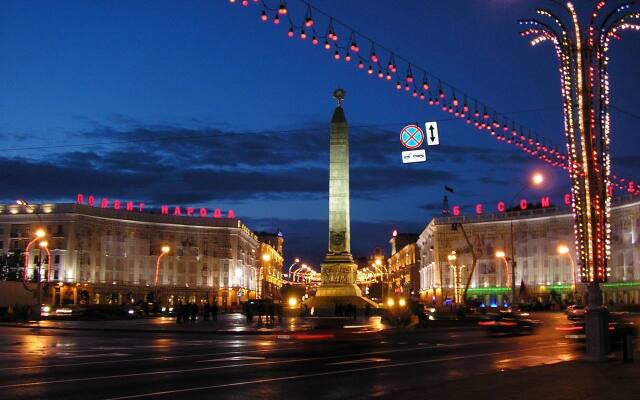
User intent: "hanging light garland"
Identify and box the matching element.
[226,0,638,197]
[520,1,639,284]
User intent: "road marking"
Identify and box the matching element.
[0,346,296,371]
[61,353,130,359]
[0,341,498,388]
[329,358,390,365]
[196,356,266,363]
[101,344,571,400]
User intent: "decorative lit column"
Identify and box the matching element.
[520,1,639,361]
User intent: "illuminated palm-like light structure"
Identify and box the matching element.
[519,1,639,290]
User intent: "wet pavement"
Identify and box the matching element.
[0,312,636,399]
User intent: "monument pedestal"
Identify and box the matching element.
[306,257,377,312]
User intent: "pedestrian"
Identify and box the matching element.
[212,302,219,321]
[203,302,211,321]
[268,302,275,324]
[257,302,265,324]
[176,301,183,324]
[190,302,198,322]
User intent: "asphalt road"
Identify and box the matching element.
[0,313,603,399]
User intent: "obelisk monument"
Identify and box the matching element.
[307,89,377,311]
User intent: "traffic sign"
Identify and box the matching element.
[401,149,426,164]
[425,121,440,146]
[400,125,424,149]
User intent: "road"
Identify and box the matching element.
[0,313,609,399]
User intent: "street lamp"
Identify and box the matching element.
[495,250,511,289]
[287,258,300,281]
[507,172,544,305]
[154,246,170,300]
[558,244,578,300]
[23,228,46,282]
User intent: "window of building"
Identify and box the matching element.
[54,255,60,264]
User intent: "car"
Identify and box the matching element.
[478,311,542,335]
[566,305,587,320]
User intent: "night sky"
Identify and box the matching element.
[2,1,639,267]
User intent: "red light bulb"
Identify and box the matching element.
[324,41,331,50]
[371,53,378,63]
[311,36,318,45]
[358,60,364,69]
[274,15,280,25]
[261,10,267,21]
[345,53,351,62]
[452,97,459,107]
[396,82,402,90]
[377,70,384,78]
[305,18,314,27]
[334,51,340,60]
[287,28,294,38]
[278,4,287,15]
[386,72,391,80]
[300,30,307,40]
[367,65,374,75]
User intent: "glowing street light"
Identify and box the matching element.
[495,250,511,290]
[39,241,53,281]
[154,245,170,288]
[558,244,578,299]
[23,229,46,282]
[532,173,544,186]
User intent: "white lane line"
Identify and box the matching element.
[0,340,498,388]
[102,344,570,400]
[61,353,131,359]
[196,356,266,363]
[328,358,390,366]
[0,346,293,371]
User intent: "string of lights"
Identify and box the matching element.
[226,0,638,196]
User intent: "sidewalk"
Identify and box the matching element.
[389,356,640,400]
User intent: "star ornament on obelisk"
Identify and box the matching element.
[306,89,377,312]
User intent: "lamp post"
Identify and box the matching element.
[23,229,46,282]
[287,258,300,281]
[154,246,170,301]
[260,253,271,298]
[447,251,458,304]
[507,173,544,306]
[558,244,578,301]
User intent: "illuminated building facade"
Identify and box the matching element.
[387,233,419,298]
[0,203,262,308]
[256,232,284,301]
[417,197,640,306]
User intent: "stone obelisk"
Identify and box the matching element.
[307,89,376,311]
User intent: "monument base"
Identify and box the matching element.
[305,262,378,314]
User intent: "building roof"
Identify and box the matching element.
[331,106,347,124]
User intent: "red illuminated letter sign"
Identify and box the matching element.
[125,201,134,211]
[227,209,236,219]
[564,194,571,206]
[100,198,109,209]
[628,181,636,193]
[88,196,95,207]
[213,209,222,218]
[187,207,194,216]
[173,206,182,216]
[541,196,550,208]
[452,206,460,216]
[497,201,505,213]
[475,204,483,215]
[113,200,121,210]
[519,199,528,210]
[76,193,84,204]
[161,205,169,215]
[138,202,145,212]
[199,208,207,217]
